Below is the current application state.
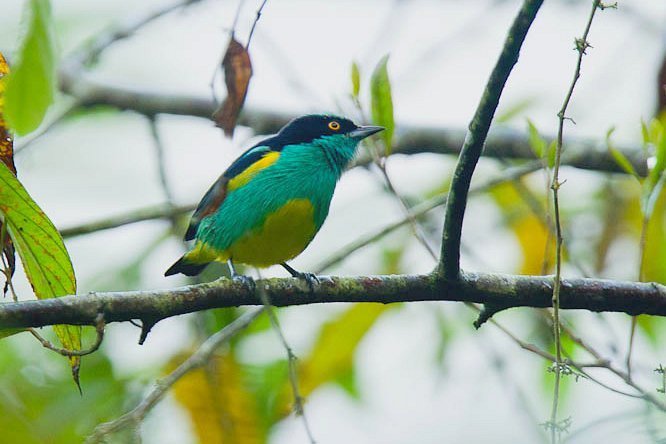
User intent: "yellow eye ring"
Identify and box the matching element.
[328,121,341,131]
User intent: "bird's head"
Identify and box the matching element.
[278,114,384,143]
[278,114,384,147]
[276,114,384,172]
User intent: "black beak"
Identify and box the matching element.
[348,125,384,139]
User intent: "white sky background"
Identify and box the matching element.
[1,0,666,443]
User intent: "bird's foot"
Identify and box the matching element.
[281,263,319,292]
[295,271,320,291]
[228,259,255,291]
[232,273,256,292]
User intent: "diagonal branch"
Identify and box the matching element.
[440,0,544,280]
[2,272,666,331]
[59,203,195,238]
[85,307,263,443]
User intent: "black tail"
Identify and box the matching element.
[164,256,209,277]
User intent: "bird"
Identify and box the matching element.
[164,114,384,283]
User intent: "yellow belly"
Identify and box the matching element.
[227,198,317,267]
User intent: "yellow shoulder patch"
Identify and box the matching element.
[228,151,280,191]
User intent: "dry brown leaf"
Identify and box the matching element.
[212,37,253,137]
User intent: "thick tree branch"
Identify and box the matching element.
[53,0,646,179]
[440,0,544,280]
[2,273,666,331]
[55,13,643,178]
[56,74,645,176]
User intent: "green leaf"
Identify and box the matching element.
[0,328,23,339]
[334,366,360,399]
[0,338,130,443]
[610,147,639,180]
[641,119,650,148]
[636,315,660,346]
[245,360,289,430]
[0,161,80,386]
[546,140,557,169]
[298,304,389,398]
[4,0,56,135]
[526,119,546,159]
[261,303,391,419]
[433,309,454,371]
[607,127,639,179]
[350,61,360,99]
[370,54,394,154]
[496,97,535,124]
[656,122,666,176]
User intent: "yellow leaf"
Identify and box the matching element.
[490,182,553,275]
[641,186,666,283]
[275,304,389,417]
[171,352,262,444]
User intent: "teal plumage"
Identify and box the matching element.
[165,114,383,278]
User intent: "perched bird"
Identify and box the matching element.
[165,114,383,282]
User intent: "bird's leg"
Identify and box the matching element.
[281,262,319,291]
[228,259,255,290]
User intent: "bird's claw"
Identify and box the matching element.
[280,263,320,292]
[232,274,256,292]
[294,271,319,292]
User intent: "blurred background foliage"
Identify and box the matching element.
[1,0,666,443]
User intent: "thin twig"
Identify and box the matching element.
[59,203,196,238]
[505,173,591,278]
[231,0,244,37]
[246,0,269,49]
[57,161,528,250]
[474,304,647,401]
[147,115,176,205]
[14,100,81,155]
[552,312,666,411]
[351,102,438,262]
[549,2,603,440]
[211,0,247,103]
[316,161,543,273]
[256,272,316,443]
[440,0,544,279]
[28,313,105,357]
[489,306,663,409]
[60,0,204,80]
[627,210,651,379]
[474,329,548,443]
[85,308,263,443]
[2,234,106,357]
[375,161,438,260]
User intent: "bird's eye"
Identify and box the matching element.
[328,121,341,131]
